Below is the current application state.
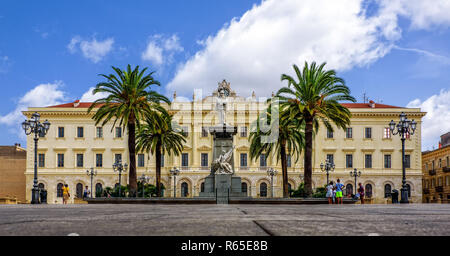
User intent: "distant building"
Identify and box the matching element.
[0,144,26,202]
[422,133,450,203]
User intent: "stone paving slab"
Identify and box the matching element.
[0,204,449,236]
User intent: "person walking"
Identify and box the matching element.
[358,182,365,204]
[62,184,70,204]
[335,179,344,204]
[326,181,334,204]
[83,186,90,199]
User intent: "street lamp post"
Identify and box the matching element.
[320,159,335,185]
[22,112,50,204]
[170,167,180,198]
[389,112,417,204]
[267,168,277,198]
[86,167,97,198]
[112,160,128,197]
[139,174,150,198]
[349,168,361,196]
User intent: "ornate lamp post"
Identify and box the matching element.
[112,160,128,197]
[86,167,97,198]
[170,167,180,198]
[320,159,335,185]
[349,168,361,196]
[139,174,150,198]
[389,112,417,203]
[22,112,50,204]
[267,168,277,198]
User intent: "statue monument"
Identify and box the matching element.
[198,80,247,203]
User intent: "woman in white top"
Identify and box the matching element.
[326,181,334,204]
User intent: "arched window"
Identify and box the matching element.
[76,183,83,198]
[95,183,103,197]
[181,182,189,197]
[345,184,353,197]
[288,183,293,196]
[56,183,64,197]
[384,184,392,198]
[200,182,205,193]
[38,183,45,190]
[241,182,248,196]
[260,182,267,197]
[406,184,411,197]
[365,184,373,198]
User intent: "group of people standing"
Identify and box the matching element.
[326,179,365,204]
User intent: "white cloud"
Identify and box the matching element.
[0,82,67,140]
[407,89,450,151]
[80,87,110,102]
[167,0,450,98]
[141,34,183,66]
[67,36,114,63]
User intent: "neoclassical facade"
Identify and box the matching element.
[23,82,425,203]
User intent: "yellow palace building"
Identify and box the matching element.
[23,81,426,204]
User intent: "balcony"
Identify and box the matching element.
[429,169,436,175]
[423,188,430,194]
[436,186,444,193]
[443,167,450,173]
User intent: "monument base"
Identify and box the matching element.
[198,174,247,203]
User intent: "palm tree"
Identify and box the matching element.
[88,65,169,196]
[136,111,186,197]
[276,62,356,197]
[249,100,304,198]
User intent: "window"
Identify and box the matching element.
[76,154,83,167]
[95,183,103,197]
[76,183,83,198]
[365,184,373,198]
[288,183,293,196]
[161,155,164,167]
[365,154,372,169]
[327,154,334,165]
[240,126,248,137]
[240,153,247,167]
[181,153,189,167]
[260,154,267,167]
[384,127,391,138]
[447,156,449,167]
[57,153,64,167]
[96,154,103,167]
[201,127,208,137]
[38,153,45,167]
[260,182,267,197]
[446,176,450,187]
[346,127,353,139]
[405,154,411,168]
[115,127,122,138]
[114,154,122,164]
[58,127,64,138]
[327,128,333,139]
[439,159,442,168]
[346,154,353,168]
[181,182,189,197]
[96,127,103,138]
[57,183,64,197]
[287,155,291,168]
[242,183,248,196]
[138,154,145,167]
[345,184,353,196]
[384,184,392,198]
[432,160,435,170]
[438,177,443,186]
[201,153,208,167]
[38,183,45,190]
[77,127,84,138]
[182,126,189,137]
[384,155,391,169]
[201,182,205,193]
[365,127,372,139]
[406,184,411,197]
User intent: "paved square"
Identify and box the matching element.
[1,204,449,236]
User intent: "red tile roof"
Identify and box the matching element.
[46,101,401,109]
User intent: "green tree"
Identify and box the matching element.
[136,111,186,197]
[276,62,355,197]
[88,65,169,196]
[249,100,304,198]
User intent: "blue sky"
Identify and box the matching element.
[1,0,450,150]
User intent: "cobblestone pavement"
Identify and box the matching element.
[1,204,449,236]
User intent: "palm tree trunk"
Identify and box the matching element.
[128,121,137,197]
[304,117,313,197]
[155,142,162,197]
[280,143,289,198]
